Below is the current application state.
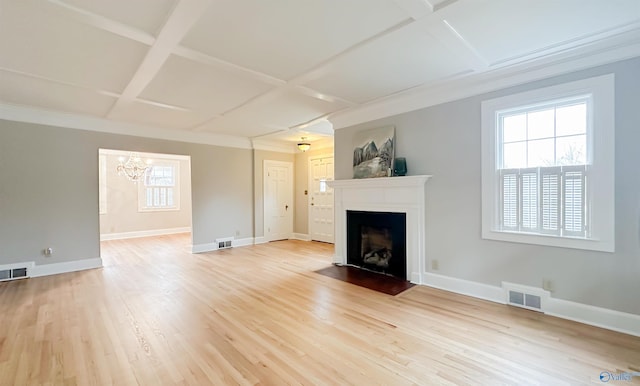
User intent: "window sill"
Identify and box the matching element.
[138,207,180,213]
[482,229,614,253]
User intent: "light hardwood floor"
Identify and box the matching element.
[1,234,638,385]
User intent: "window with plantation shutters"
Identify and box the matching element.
[138,160,180,212]
[499,166,586,237]
[481,75,614,252]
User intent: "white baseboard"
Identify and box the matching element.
[423,272,505,304]
[422,272,640,337]
[254,236,267,245]
[191,237,258,253]
[233,237,254,247]
[192,242,218,253]
[292,233,311,241]
[545,298,640,337]
[100,227,191,241]
[30,258,103,278]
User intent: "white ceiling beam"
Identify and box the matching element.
[107,0,212,118]
[292,85,357,107]
[47,0,155,46]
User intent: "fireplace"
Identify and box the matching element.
[347,210,406,279]
[328,175,431,284]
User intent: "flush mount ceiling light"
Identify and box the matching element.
[297,137,311,152]
[116,153,151,182]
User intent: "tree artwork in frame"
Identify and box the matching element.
[352,126,395,179]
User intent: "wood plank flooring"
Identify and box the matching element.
[1,233,638,385]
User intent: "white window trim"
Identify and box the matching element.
[481,74,615,252]
[138,159,180,212]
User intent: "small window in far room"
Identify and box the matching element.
[138,160,180,212]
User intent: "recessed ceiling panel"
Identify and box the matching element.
[304,20,471,103]
[0,0,148,93]
[140,55,275,116]
[60,0,177,35]
[442,0,640,64]
[199,89,350,137]
[181,0,410,80]
[0,70,116,116]
[108,100,210,129]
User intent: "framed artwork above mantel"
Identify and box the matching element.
[352,126,395,179]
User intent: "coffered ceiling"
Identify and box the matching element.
[1,0,639,150]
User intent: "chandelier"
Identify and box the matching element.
[116,153,150,182]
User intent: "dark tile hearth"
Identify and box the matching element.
[314,265,415,296]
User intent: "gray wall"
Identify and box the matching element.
[334,57,640,315]
[0,120,253,265]
[99,153,192,235]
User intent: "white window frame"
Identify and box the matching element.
[138,160,180,212]
[481,74,615,252]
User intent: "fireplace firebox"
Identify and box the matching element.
[346,210,406,280]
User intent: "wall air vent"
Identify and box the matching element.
[215,237,234,250]
[0,265,30,282]
[503,282,548,312]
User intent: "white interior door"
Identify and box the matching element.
[309,155,334,243]
[264,160,293,242]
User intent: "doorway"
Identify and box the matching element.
[98,149,192,242]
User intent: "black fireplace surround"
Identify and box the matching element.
[346,210,407,280]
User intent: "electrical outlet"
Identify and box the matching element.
[431,259,439,270]
[44,247,53,257]
[235,230,240,236]
[542,279,554,292]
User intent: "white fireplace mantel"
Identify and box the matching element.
[327,175,431,284]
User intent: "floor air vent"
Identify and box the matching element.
[503,282,548,312]
[216,237,234,250]
[0,267,29,282]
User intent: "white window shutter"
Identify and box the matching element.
[540,168,560,234]
[500,170,518,230]
[563,166,586,236]
[521,170,538,231]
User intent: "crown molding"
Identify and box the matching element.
[0,103,253,149]
[98,148,191,161]
[329,31,640,130]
